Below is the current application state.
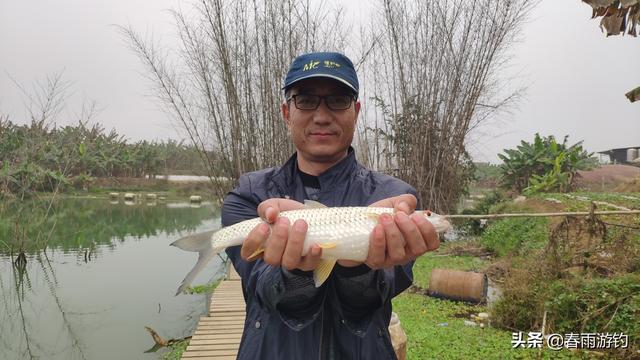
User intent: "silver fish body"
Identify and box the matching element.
[212,206,450,261]
[172,202,451,294]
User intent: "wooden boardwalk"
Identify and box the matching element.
[182,266,245,359]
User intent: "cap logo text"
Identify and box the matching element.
[303,61,321,71]
[302,60,342,71]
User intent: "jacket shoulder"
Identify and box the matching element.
[233,167,279,196]
[361,166,417,195]
[221,167,278,226]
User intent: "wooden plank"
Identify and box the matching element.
[186,344,241,351]
[228,266,241,280]
[194,324,245,330]
[199,316,245,322]
[189,338,241,346]
[193,329,243,336]
[193,324,244,329]
[182,350,238,357]
[209,310,245,315]
[197,322,245,327]
[182,263,247,359]
[209,307,245,310]
[190,333,242,340]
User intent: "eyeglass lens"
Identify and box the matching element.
[292,95,353,110]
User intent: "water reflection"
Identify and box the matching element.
[0,197,224,360]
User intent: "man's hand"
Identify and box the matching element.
[339,194,439,269]
[240,198,323,272]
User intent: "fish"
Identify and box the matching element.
[171,200,451,295]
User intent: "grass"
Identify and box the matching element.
[479,217,549,257]
[185,279,221,295]
[394,247,582,359]
[161,340,189,360]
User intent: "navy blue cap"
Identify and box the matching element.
[283,52,359,95]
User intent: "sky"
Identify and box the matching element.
[1,0,638,163]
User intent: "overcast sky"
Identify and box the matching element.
[1,0,638,163]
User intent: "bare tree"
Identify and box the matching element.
[119,0,348,198]
[356,0,536,212]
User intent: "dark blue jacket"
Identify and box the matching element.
[221,148,420,360]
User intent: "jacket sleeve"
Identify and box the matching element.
[222,175,325,330]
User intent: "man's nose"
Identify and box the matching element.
[312,100,333,124]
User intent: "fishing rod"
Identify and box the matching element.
[444,210,640,219]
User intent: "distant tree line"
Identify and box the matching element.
[0,116,211,198]
[1,197,216,252]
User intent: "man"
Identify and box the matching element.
[221,52,439,359]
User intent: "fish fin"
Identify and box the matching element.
[304,200,328,208]
[318,242,338,249]
[170,230,216,252]
[246,247,265,261]
[175,246,217,296]
[365,213,380,221]
[313,259,337,287]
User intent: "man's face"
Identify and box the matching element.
[282,78,361,165]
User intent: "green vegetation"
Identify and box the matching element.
[464,191,640,357]
[498,134,597,194]
[546,275,639,337]
[0,119,210,198]
[480,217,549,257]
[185,279,221,295]
[161,340,189,360]
[394,251,580,359]
[474,162,501,185]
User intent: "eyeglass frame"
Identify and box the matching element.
[286,94,357,111]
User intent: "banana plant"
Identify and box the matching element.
[500,134,597,194]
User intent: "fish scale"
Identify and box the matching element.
[214,207,389,261]
[171,202,451,294]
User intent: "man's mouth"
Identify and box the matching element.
[309,132,335,139]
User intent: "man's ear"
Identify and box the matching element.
[354,100,361,124]
[282,102,291,127]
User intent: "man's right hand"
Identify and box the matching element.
[241,198,323,272]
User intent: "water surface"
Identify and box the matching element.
[0,197,225,360]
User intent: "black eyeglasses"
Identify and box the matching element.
[287,94,355,110]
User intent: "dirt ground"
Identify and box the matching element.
[574,164,640,191]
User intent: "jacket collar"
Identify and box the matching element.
[271,147,358,197]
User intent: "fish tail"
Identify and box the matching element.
[174,246,219,296]
[171,230,221,296]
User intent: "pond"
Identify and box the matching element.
[0,196,226,360]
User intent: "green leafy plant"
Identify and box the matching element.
[499,134,597,194]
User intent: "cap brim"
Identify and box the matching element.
[283,73,358,94]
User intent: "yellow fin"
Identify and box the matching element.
[246,247,264,261]
[304,200,327,208]
[313,259,337,287]
[366,213,380,221]
[318,242,337,249]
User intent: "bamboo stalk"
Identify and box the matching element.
[445,210,640,219]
